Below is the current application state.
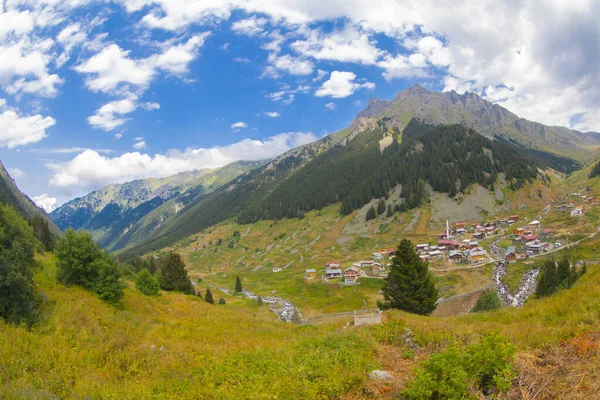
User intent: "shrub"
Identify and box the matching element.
[365,206,376,221]
[55,229,125,305]
[404,332,517,399]
[205,287,214,304]
[235,276,243,293]
[0,204,39,324]
[135,269,160,296]
[218,298,226,305]
[471,289,502,313]
[156,253,194,295]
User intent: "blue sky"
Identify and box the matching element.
[0,0,598,212]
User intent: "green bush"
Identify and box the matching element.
[55,229,125,305]
[218,298,226,305]
[0,204,40,324]
[471,289,502,313]
[135,269,160,296]
[404,332,516,399]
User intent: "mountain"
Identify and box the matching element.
[357,84,600,163]
[119,118,545,258]
[50,160,264,250]
[0,160,62,238]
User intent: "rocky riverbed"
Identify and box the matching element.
[213,286,300,322]
[493,261,539,307]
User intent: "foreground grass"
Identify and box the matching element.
[0,256,377,399]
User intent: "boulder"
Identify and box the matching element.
[368,370,393,381]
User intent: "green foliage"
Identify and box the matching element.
[156,253,194,295]
[589,159,600,178]
[365,206,377,221]
[377,198,386,215]
[218,298,226,305]
[471,289,502,313]
[379,239,438,315]
[235,276,243,293]
[55,229,125,305]
[0,204,39,324]
[404,332,517,399]
[536,256,584,298]
[205,287,214,304]
[386,204,393,217]
[135,269,160,296]
[29,215,55,251]
[257,295,263,306]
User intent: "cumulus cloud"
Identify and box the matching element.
[114,133,123,139]
[324,102,336,110]
[315,71,375,98]
[32,194,58,213]
[264,53,313,78]
[231,121,248,130]
[232,16,267,37]
[48,132,317,191]
[0,109,55,148]
[133,140,147,149]
[265,111,280,118]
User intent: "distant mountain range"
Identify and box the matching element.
[50,160,264,251]
[0,160,61,238]
[50,85,600,258]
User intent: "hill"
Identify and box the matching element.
[50,160,264,251]
[359,84,599,163]
[0,160,61,238]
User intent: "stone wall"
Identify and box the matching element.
[354,309,382,326]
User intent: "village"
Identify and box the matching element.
[299,188,598,285]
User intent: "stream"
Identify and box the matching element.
[213,286,299,322]
[493,261,539,307]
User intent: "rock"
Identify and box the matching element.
[369,370,393,381]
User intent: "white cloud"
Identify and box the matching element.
[134,136,144,141]
[49,132,317,191]
[232,16,267,37]
[8,168,25,178]
[233,57,251,63]
[264,53,313,78]
[140,102,160,111]
[315,71,375,98]
[29,147,113,154]
[88,96,137,131]
[32,194,58,213]
[153,33,210,75]
[133,140,147,149]
[292,26,383,65]
[313,69,327,82]
[0,109,55,148]
[265,111,280,118]
[324,102,336,110]
[231,121,248,129]
[114,133,123,139]
[267,84,310,105]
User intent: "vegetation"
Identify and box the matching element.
[29,215,55,251]
[55,229,125,305]
[404,332,516,399]
[205,287,214,304]
[536,256,585,298]
[589,159,600,178]
[156,252,194,295]
[471,289,502,313]
[379,239,439,315]
[135,268,160,296]
[235,275,243,293]
[365,205,377,221]
[0,204,39,324]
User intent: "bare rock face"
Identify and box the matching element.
[368,370,393,381]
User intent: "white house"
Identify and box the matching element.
[571,208,584,217]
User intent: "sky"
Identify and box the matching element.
[0,0,598,212]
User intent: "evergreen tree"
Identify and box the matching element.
[386,204,393,217]
[205,287,214,304]
[365,206,377,221]
[135,269,160,296]
[0,204,39,324]
[377,198,386,215]
[156,253,194,295]
[379,239,438,315]
[257,295,263,306]
[235,276,243,293]
[557,256,573,288]
[29,215,54,251]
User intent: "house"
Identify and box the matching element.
[467,248,488,264]
[528,242,546,254]
[556,204,570,212]
[388,250,397,258]
[359,260,374,267]
[539,228,554,238]
[438,239,460,250]
[416,244,430,253]
[325,269,343,279]
[305,269,317,280]
[571,207,584,217]
[587,196,597,204]
[473,232,485,240]
[419,253,431,262]
[372,252,384,260]
[456,227,466,236]
[513,227,526,236]
[523,235,537,242]
[324,261,340,270]
[273,267,282,273]
[528,220,541,230]
[428,250,443,260]
[509,215,520,222]
[344,267,360,283]
[455,222,467,229]
[505,246,517,263]
[448,251,464,262]
[372,264,383,276]
[437,232,448,239]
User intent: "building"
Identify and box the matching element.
[372,263,383,276]
[467,248,488,264]
[539,228,554,239]
[428,250,443,260]
[523,235,537,242]
[528,220,541,231]
[273,267,282,273]
[416,244,429,253]
[372,252,384,260]
[571,208,584,217]
[359,260,374,267]
[509,215,520,222]
[448,251,464,262]
[344,267,360,283]
[505,246,517,262]
[305,269,317,280]
[513,227,526,236]
[438,239,460,250]
[325,269,342,279]
[587,196,597,204]
[528,242,546,254]
[324,261,340,269]
[473,232,485,240]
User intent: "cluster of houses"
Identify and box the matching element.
[305,249,395,284]
[415,241,490,264]
[555,189,597,217]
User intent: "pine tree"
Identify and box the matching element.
[386,204,393,217]
[365,206,377,221]
[235,276,243,293]
[379,239,438,315]
[157,253,194,295]
[257,295,263,306]
[377,198,386,215]
[205,287,214,304]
